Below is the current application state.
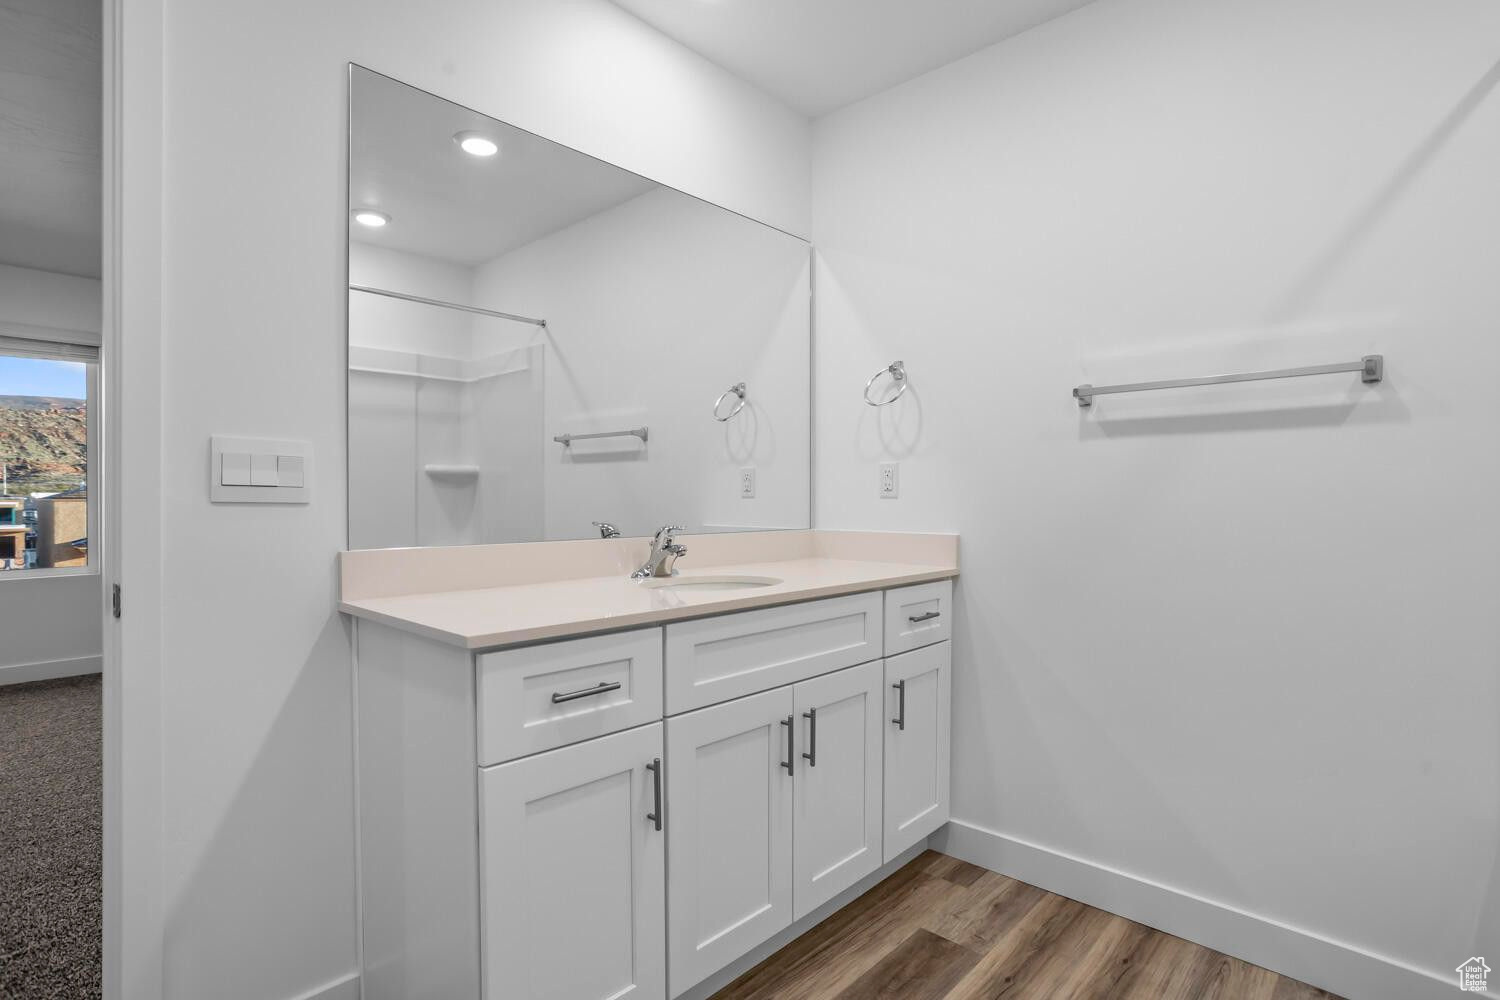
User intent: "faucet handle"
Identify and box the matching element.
[654,524,685,543]
[592,521,621,539]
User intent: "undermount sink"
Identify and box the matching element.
[640,574,783,592]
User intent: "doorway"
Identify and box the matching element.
[0,0,107,995]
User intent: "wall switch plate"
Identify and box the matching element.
[878,462,899,499]
[739,467,756,499]
[211,436,312,504]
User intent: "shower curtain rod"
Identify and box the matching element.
[349,284,547,328]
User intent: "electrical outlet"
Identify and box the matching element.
[878,462,899,499]
[740,466,756,499]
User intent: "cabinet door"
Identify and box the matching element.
[481,723,665,1000]
[883,642,951,863]
[666,688,794,996]
[792,661,883,919]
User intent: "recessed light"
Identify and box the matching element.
[352,209,390,228]
[453,131,499,157]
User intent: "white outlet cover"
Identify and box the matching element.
[879,462,899,499]
[739,466,756,499]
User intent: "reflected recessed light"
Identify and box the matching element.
[352,209,390,228]
[453,131,499,157]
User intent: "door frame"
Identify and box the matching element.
[101,0,166,995]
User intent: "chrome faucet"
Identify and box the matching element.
[592,521,621,539]
[632,524,687,579]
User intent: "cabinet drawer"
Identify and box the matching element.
[884,580,952,656]
[477,627,663,765]
[665,592,883,714]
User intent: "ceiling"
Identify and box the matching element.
[350,68,657,267]
[0,0,101,278]
[609,0,1096,116]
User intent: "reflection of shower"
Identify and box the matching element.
[347,283,549,549]
[349,284,547,328]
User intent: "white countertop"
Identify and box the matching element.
[338,531,958,649]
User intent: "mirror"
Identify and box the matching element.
[346,66,811,549]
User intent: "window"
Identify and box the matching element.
[0,344,94,573]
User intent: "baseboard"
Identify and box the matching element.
[0,654,102,687]
[932,820,1465,1000]
[673,840,931,1000]
[288,972,359,1000]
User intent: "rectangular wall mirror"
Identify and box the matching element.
[346,66,811,549]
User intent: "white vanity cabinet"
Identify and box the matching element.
[665,688,794,991]
[664,659,887,993]
[354,579,954,1000]
[883,640,952,862]
[791,660,885,918]
[481,724,666,1000]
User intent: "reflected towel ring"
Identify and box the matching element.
[713,382,747,421]
[864,361,908,406]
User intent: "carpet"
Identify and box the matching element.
[0,674,102,999]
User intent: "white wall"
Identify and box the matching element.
[0,572,103,682]
[148,3,808,999]
[472,187,811,540]
[0,263,102,684]
[811,0,1500,996]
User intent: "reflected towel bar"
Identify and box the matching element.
[1073,355,1383,407]
[553,426,649,446]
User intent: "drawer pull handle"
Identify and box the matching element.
[645,758,663,831]
[908,611,941,623]
[802,708,817,767]
[892,680,906,731]
[551,680,622,704]
[780,715,794,774]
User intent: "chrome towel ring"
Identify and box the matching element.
[713,382,747,421]
[864,361,908,406]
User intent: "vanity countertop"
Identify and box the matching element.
[339,531,958,650]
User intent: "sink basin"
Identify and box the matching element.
[640,574,782,592]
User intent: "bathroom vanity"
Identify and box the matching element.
[340,530,957,1000]
[340,69,949,1000]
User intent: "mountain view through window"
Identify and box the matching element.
[0,354,89,571]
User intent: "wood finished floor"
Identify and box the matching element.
[709,851,1344,1000]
